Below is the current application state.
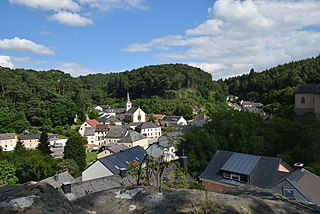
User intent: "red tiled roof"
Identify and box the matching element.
[86,119,99,127]
[152,114,166,119]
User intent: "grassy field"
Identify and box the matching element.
[86,152,97,165]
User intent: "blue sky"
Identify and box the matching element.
[0,0,319,79]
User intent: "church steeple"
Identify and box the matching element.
[126,91,132,112]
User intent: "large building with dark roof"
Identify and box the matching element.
[199,150,320,205]
[294,84,320,119]
[82,146,147,181]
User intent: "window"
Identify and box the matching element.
[301,97,305,104]
[282,187,295,199]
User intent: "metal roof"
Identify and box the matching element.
[221,153,261,175]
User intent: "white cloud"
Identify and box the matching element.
[0,37,55,55]
[78,0,149,11]
[0,56,14,68]
[58,62,97,76]
[48,11,93,27]
[125,0,320,79]
[9,0,80,12]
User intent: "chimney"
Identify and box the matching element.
[61,182,72,193]
[54,174,59,181]
[119,168,127,178]
[294,162,304,168]
[179,156,188,172]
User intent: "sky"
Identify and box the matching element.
[0,0,319,80]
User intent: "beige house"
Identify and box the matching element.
[118,130,149,149]
[20,134,40,149]
[0,133,17,151]
[294,84,320,119]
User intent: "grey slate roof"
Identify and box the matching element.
[105,108,125,114]
[125,107,139,114]
[0,133,16,140]
[137,122,159,129]
[105,126,128,139]
[98,146,147,175]
[296,84,320,94]
[161,116,182,122]
[191,114,208,127]
[199,150,291,188]
[20,134,40,140]
[48,134,59,141]
[97,116,121,124]
[41,171,74,189]
[118,130,147,143]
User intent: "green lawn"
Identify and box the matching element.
[86,152,97,165]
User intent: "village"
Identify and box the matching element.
[1,85,320,208]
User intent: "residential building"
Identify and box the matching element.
[118,130,149,149]
[97,144,129,159]
[135,122,161,139]
[150,114,166,125]
[95,124,108,145]
[82,146,147,181]
[160,116,187,127]
[0,133,17,151]
[147,133,180,162]
[105,126,128,144]
[97,115,122,126]
[294,84,320,119]
[199,150,292,193]
[191,114,208,127]
[79,119,99,136]
[20,134,41,149]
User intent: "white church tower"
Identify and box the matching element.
[126,91,132,112]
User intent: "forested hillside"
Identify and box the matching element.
[225,56,320,105]
[0,64,226,134]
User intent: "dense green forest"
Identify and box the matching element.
[225,56,320,105]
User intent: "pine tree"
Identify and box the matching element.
[63,132,87,170]
[37,132,52,154]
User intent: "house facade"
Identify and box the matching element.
[20,134,41,149]
[79,119,100,136]
[136,122,161,139]
[294,84,320,119]
[0,133,17,151]
[160,116,187,127]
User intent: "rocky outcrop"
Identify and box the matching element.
[1,182,320,214]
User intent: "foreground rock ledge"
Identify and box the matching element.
[1,183,320,214]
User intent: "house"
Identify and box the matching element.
[294,84,320,119]
[191,114,208,127]
[97,144,129,159]
[135,122,162,139]
[0,133,17,152]
[118,130,149,149]
[97,115,122,126]
[79,119,100,136]
[83,127,95,146]
[199,150,292,193]
[105,126,129,144]
[95,124,108,145]
[160,116,187,127]
[20,134,41,149]
[94,105,103,112]
[123,92,146,123]
[150,114,166,125]
[147,133,180,162]
[82,146,147,181]
[267,167,320,206]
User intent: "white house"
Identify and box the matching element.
[0,133,17,152]
[79,119,99,136]
[135,122,161,140]
[160,116,187,127]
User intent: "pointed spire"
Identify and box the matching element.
[127,91,130,102]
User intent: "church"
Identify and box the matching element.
[123,92,146,123]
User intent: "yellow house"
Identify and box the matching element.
[20,134,40,149]
[294,84,320,119]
